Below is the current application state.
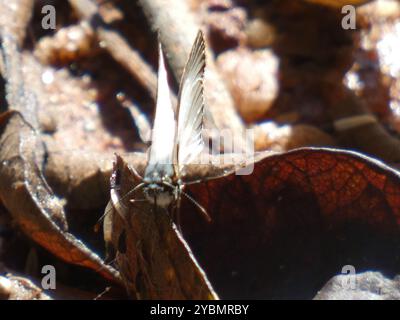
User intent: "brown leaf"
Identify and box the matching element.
[106,155,219,300]
[0,111,121,283]
[174,148,400,298]
[2,30,142,210]
[0,22,124,283]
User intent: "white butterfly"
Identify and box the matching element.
[127,31,209,221]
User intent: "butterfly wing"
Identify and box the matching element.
[175,31,206,175]
[144,42,176,182]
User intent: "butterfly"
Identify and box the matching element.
[109,31,210,223]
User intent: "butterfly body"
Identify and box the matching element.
[139,31,206,213]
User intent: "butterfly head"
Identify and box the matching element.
[143,171,176,209]
[143,182,175,209]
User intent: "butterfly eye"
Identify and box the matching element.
[144,184,160,197]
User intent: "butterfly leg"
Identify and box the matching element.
[172,185,184,234]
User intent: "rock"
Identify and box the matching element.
[314,271,400,300]
[253,122,336,151]
[217,48,279,122]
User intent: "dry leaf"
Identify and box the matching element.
[178,148,400,298]
[0,111,120,283]
[105,155,220,300]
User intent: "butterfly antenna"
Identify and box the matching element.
[99,182,146,224]
[161,181,211,223]
[174,193,183,234]
[130,165,144,181]
[180,190,211,222]
[94,200,114,230]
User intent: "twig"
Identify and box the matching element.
[0,0,36,126]
[68,0,163,103]
[117,93,152,143]
[0,30,38,130]
[98,28,159,100]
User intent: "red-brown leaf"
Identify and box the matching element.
[178,148,400,298]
